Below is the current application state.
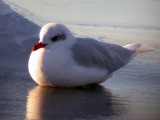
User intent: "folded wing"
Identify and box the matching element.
[71,38,134,74]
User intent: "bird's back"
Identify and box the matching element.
[71,38,134,74]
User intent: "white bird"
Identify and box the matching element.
[28,23,152,87]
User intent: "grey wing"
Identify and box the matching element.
[71,38,134,73]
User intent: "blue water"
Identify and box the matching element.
[1,0,160,120]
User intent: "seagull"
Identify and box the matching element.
[28,23,152,87]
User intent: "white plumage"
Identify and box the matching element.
[28,23,142,87]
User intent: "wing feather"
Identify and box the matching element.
[71,38,134,73]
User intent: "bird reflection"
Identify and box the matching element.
[26,85,125,120]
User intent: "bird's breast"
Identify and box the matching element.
[28,48,108,87]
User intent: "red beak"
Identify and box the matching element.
[32,42,48,51]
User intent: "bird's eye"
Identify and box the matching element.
[51,35,60,42]
[50,34,66,42]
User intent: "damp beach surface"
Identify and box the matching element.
[0,0,160,120]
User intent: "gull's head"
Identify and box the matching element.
[32,23,74,51]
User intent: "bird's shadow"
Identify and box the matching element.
[26,85,126,120]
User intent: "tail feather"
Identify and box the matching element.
[134,50,153,55]
[124,43,153,55]
[123,43,141,50]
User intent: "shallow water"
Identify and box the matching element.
[1,0,160,120]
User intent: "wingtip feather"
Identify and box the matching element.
[134,50,153,55]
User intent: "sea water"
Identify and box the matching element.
[1,0,160,120]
